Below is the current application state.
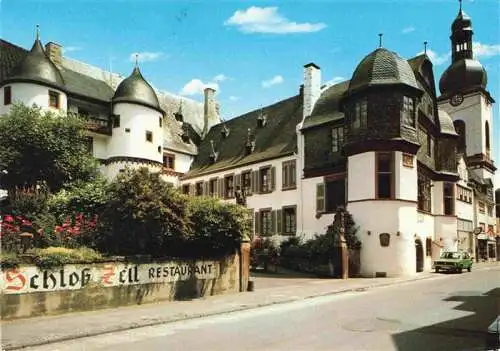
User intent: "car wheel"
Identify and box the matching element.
[435,268,439,273]
[457,266,463,273]
[467,266,471,272]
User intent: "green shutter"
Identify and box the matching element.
[316,183,325,213]
[235,173,241,188]
[271,210,276,234]
[255,211,261,236]
[277,209,283,235]
[218,178,224,198]
[271,167,276,191]
[203,181,208,196]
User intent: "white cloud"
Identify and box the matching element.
[129,52,164,62]
[417,49,451,66]
[229,96,240,101]
[262,75,284,88]
[63,46,82,53]
[473,42,500,59]
[225,6,326,34]
[180,79,219,96]
[213,74,229,82]
[402,26,415,34]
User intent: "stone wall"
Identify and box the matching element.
[1,246,250,320]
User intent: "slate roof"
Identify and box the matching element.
[301,80,349,130]
[182,95,302,179]
[349,48,420,94]
[0,39,199,155]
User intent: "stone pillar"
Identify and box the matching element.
[239,241,251,292]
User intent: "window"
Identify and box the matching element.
[49,90,60,109]
[125,128,130,133]
[485,121,490,158]
[418,172,432,212]
[224,175,234,198]
[487,205,493,217]
[260,210,272,236]
[282,160,296,189]
[209,179,217,197]
[159,117,163,128]
[85,137,93,154]
[283,207,297,235]
[325,179,345,212]
[453,120,466,153]
[195,182,203,196]
[112,114,120,128]
[4,86,12,105]
[242,171,252,195]
[316,183,325,213]
[456,185,472,203]
[352,98,367,129]
[182,184,190,195]
[478,202,485,214]
[331,127,344,153]
[443,182,455,215]
[426,238,432,256]
[376,152,393,199]
[401,96,415,127]
[426,134,433,157]
[259,167,272,193]
[163,154,175,169]
[146,131,153,142]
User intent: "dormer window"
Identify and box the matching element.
[331,126,344,153]
[352,98,367,129]
[174,111,183,122]
[209,140,218,163]
[49,90,60,109]
[221,124,230,138]
[245,128,256,155]
[401,96,415,127]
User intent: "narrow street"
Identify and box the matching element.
[21,267,499,351]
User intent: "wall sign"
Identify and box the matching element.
[0,261,218,295]
[402,153,414,168]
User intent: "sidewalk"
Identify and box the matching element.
[2,262,498,350]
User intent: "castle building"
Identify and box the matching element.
[0,4,497,275]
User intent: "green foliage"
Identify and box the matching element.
[187,197,249,257]
[5,184,50,221]
[0,103,99,191]
[47,176,108,220]
[31,247,103,269]
[95,167,189,256]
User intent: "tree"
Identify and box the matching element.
[95,167,190,256]
[0,103,99,191]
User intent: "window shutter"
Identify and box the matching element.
[247,209,254,236]
[255,211,261,235]
[271,167,276,191]
[252,170,259,194]
[203,181,208,196]
[316,183,325,213]
[214,178,219,198]
[271,210,276,234]
[277,209,283,235]
[245,173,252,196]
[235,173,241,188]
[282,163,287,189]
[189,184,195,196]
[218,178,224,198]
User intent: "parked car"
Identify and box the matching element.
[432,251,473,273]
[486,315,500,350]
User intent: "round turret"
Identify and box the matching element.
[113,66,161,112]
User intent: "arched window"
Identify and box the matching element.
[453,120,466,153]
[485,121,490,152]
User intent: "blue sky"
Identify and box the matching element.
[2,0,500,178]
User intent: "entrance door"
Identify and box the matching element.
[415,239,424,272]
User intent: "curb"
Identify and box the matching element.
[3,266,497,350]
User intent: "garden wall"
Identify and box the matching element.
[1,245,250,320]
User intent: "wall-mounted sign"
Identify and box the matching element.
[402,153,414,169]
[473,227,483,235]
[379,233,391,247]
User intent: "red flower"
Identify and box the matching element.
[55,226,63,233]
[22,219,32,226]
[3,215,14,222]
[37,228,44,235]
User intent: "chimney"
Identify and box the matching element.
[203,87,219,137]
[303,62,321,119]
[45,42,63,68]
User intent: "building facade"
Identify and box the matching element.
[1,4,497,276]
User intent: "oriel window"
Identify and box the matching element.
[401,96,415,127]
[352,98,367,129]
[443,183,455,215]
[331,127,344,153]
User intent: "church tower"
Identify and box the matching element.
[437,0,496,181]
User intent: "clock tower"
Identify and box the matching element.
[437,1,496,180]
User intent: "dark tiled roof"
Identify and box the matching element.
[0,39,28,81]
[301,80,349,130]
[439,59,487,96]
[113,66,162,112]
[407,54,427,73]
[349,48,420,94]
[60,67,114,102]
[183,95,302,178]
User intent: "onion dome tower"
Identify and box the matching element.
[439,0,487,98]
[1,26,66,111]
[344,34,424,278]
[106,56,165,178]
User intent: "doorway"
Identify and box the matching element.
[415,239,424,272]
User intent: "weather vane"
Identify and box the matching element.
[378,33,383,48]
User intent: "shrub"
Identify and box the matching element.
[6,184,50,220]
[31,247,103,269]
[187,197,249,257]
[95,167,189,256]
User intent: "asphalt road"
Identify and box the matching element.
[24,268,500,351]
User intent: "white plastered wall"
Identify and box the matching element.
[0,83,67,115]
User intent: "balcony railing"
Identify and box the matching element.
[86,116,111,135]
